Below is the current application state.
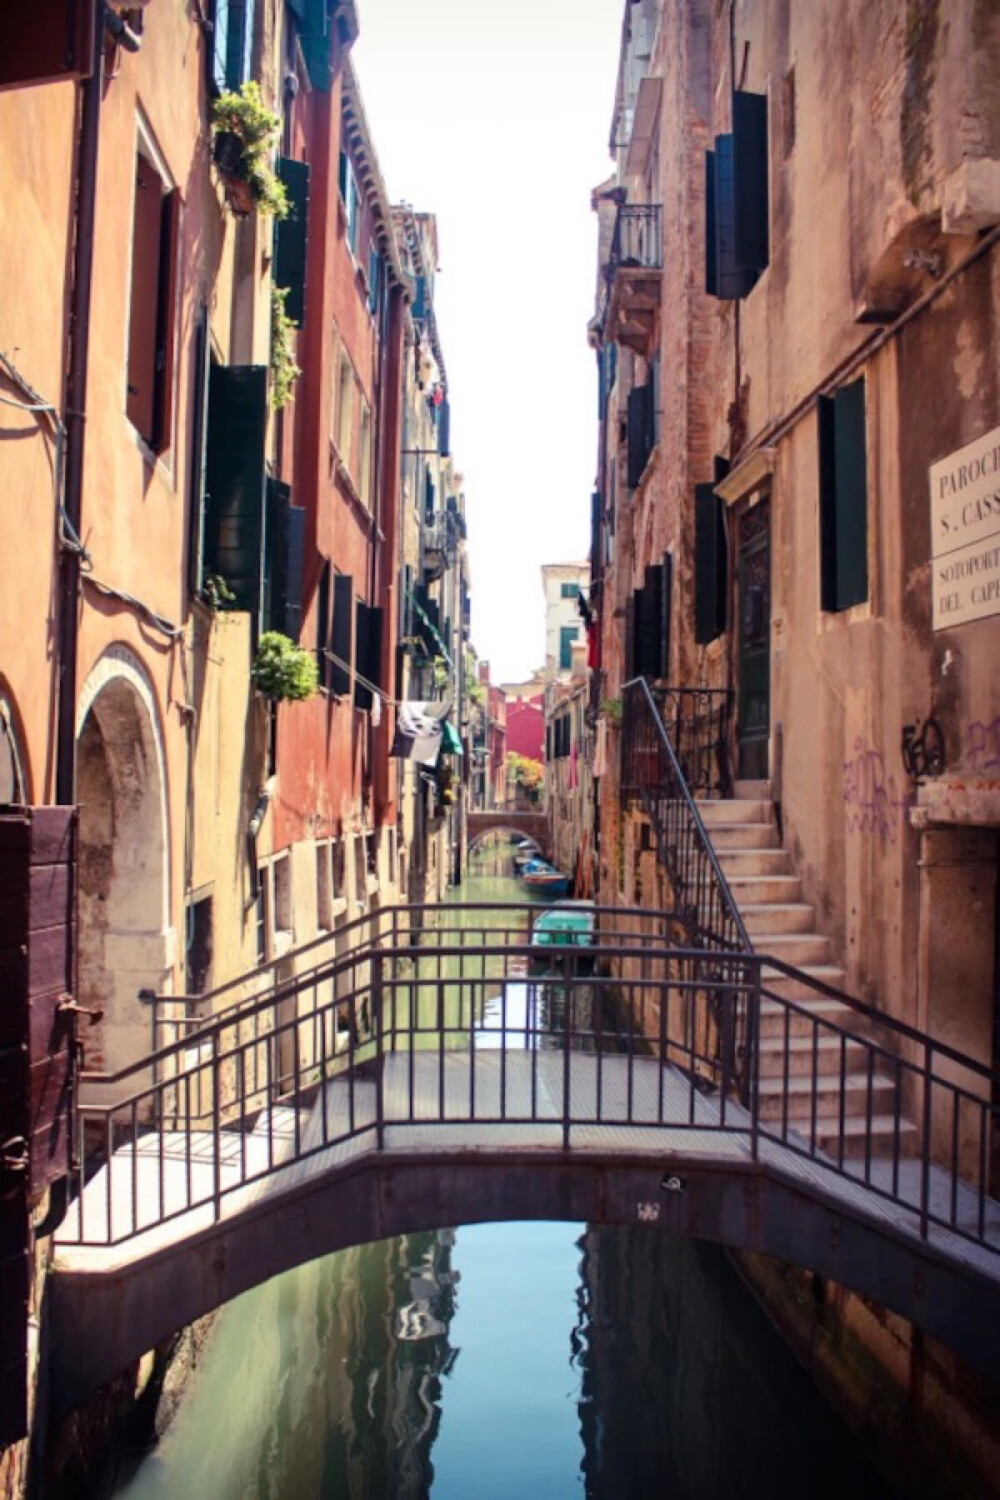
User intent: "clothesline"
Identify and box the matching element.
[320,646,454,720]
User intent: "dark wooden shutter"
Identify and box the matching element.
[151,188,180,454]
[366,606,384,695]
[354,601,371,709]
[316,558,331,688]
[412,275,428,321]
[425,468,436,520]
[338,149,349,203]
[224,0,254,88]
[368,247,380,315]
[705,151,718,296]
[627,384,650,488]
[820,379,868,611]
[264,479,305,640]
[661,551,673,677]
[211,0,230,92]
[0,0,95,91]
[438,398,451,457]
[275,158,310,327]
[733,90,769,272]
[203,365,268,615]
[695,482,727,643]
[590,490,601,576]
[624,588,636,680]
[330,573,352,695]
[546,722,552,760]
[638,567,663,679]
[712,135,758,300]
[187,307,212,601]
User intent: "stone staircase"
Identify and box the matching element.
[696,780,915,1159]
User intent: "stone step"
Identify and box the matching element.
[707,822,782,850]
[727,873,802,904]
[740,902,817,936]
[758,991,859,1041]
[757,1070,896,1122]
[753,932,833,966]
[814,1115,918,1159]
[733,779,772,800]
[717,848,790,877]
[758,1033,870,1079]
[696,799,773,827]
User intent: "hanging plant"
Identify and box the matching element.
[211,82,289,219]
[251,632,318,701]
[270,286,301,410]
[600,696,623,728]
[201,573,236,611]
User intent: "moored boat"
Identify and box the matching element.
[520,857,570,899]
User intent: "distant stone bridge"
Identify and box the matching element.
[466,809,550,861]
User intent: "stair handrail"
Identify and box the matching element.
[621,677,751,954]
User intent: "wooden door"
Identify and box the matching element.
[736,501,771,781]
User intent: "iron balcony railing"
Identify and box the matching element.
[620,678,748,956]
[610,203,662,271]
[61,902,1000,1266]
[652,686,734,798]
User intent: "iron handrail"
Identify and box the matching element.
[621,677,751,953]
[610,203,663,270]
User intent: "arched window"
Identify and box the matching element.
[0,696,27,803]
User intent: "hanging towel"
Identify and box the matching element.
[389,701,446,767]
[593,718,608,778]
[371,692,382,727]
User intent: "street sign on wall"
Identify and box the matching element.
[930,424,1000,630]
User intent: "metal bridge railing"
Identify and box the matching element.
[63,904,1000,1263]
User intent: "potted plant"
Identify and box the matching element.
[270,286,301,410]
[211,82,289,220]
[251,632,318,702]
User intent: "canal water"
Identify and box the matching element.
[110,847,891,1500]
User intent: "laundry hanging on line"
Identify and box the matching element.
[389,701,451,767]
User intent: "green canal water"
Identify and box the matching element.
[110,853,891,1500]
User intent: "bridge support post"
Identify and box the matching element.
[748,956,761,1162]
[373,953,385,1151]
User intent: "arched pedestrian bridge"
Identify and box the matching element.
[50,903,1000,1413]
[466,809,550,861]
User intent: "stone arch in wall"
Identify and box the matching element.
[76,647,173,1075]
[0,682,30,802]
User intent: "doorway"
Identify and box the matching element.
[736,499,771,781]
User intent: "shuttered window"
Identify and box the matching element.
[705,92,769,301]
[438,398,451,458]
[559,625,577,671]
[275,158,310,327]
[296,0,333,91]
[368,246,381,316]
[212,0,254,93]
[187,307,212,601]
[695,483,727,642]
[263,479,305,641]
[0,1,95,90]
[330,573,353,696]
[126,148,179,454]
[818,378,869,612]
[202,365,268,615]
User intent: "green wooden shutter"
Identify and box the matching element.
[316,558,331,688]
[705,151,718,296]
[330,573,352,695]
[298,0,332,90]
[661,551,673,677]
[275,158,310,327]
[713,135,758,300]
[733,90,769,272]
[821,378,868,611]
[627,384,650,487]
[264,479,305,640]
[695,482,727,643]
[438,398,451,457]
[223,0,253,88]
[203,365,268,616]
[187,307,212,601]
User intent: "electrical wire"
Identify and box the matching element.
[82,574,183,640]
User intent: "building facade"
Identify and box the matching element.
[588,0,1000,1487]
[541,561,590,680]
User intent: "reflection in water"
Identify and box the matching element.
[113,861,888,1499]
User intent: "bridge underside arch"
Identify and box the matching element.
[466,811,551,861]
[50,1150,1000,1414]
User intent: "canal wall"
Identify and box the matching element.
[732,1249,1000,1500]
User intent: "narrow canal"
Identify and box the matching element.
[109,846,892,1500]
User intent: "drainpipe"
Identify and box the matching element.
[56,1,106,805]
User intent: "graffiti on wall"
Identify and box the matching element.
[964,716,1000,773]
[843,738,910,843]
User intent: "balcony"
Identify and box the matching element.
[605,203,662,354]
[421,515,451,582]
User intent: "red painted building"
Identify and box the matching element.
[504,692,545,764]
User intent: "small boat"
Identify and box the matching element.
[513,839,541,870]
[520,857,570,899]
[530,901,595,970]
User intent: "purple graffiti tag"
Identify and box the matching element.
[843,738,910,844]
[964,716,1000,773]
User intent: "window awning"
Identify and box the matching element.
[407,585,452,665]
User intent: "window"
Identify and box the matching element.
[194,363,268,613]
[185,893,213,995]
[353,833,368,906]
[275,157,310,327]
[0,698,27,803]
[126,133,179,453]
[559,625,578,671]
[354,600,383,710]
[627,381,654,488]
[338,148,361,257]
[819,378,869,612]
[705,90,769,300]
[264,478,305,640]
[330,573,353,696]
[316,843,333,929]
[332,839,346,900]
[358,398,372,505]
[211,0,254,92]
[254,870,269,966]
[273,853,293,944]
[368,246,381,317]
[560,582,580,600]
[336,350,354,465]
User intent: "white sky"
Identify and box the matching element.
[352,0,622,683]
